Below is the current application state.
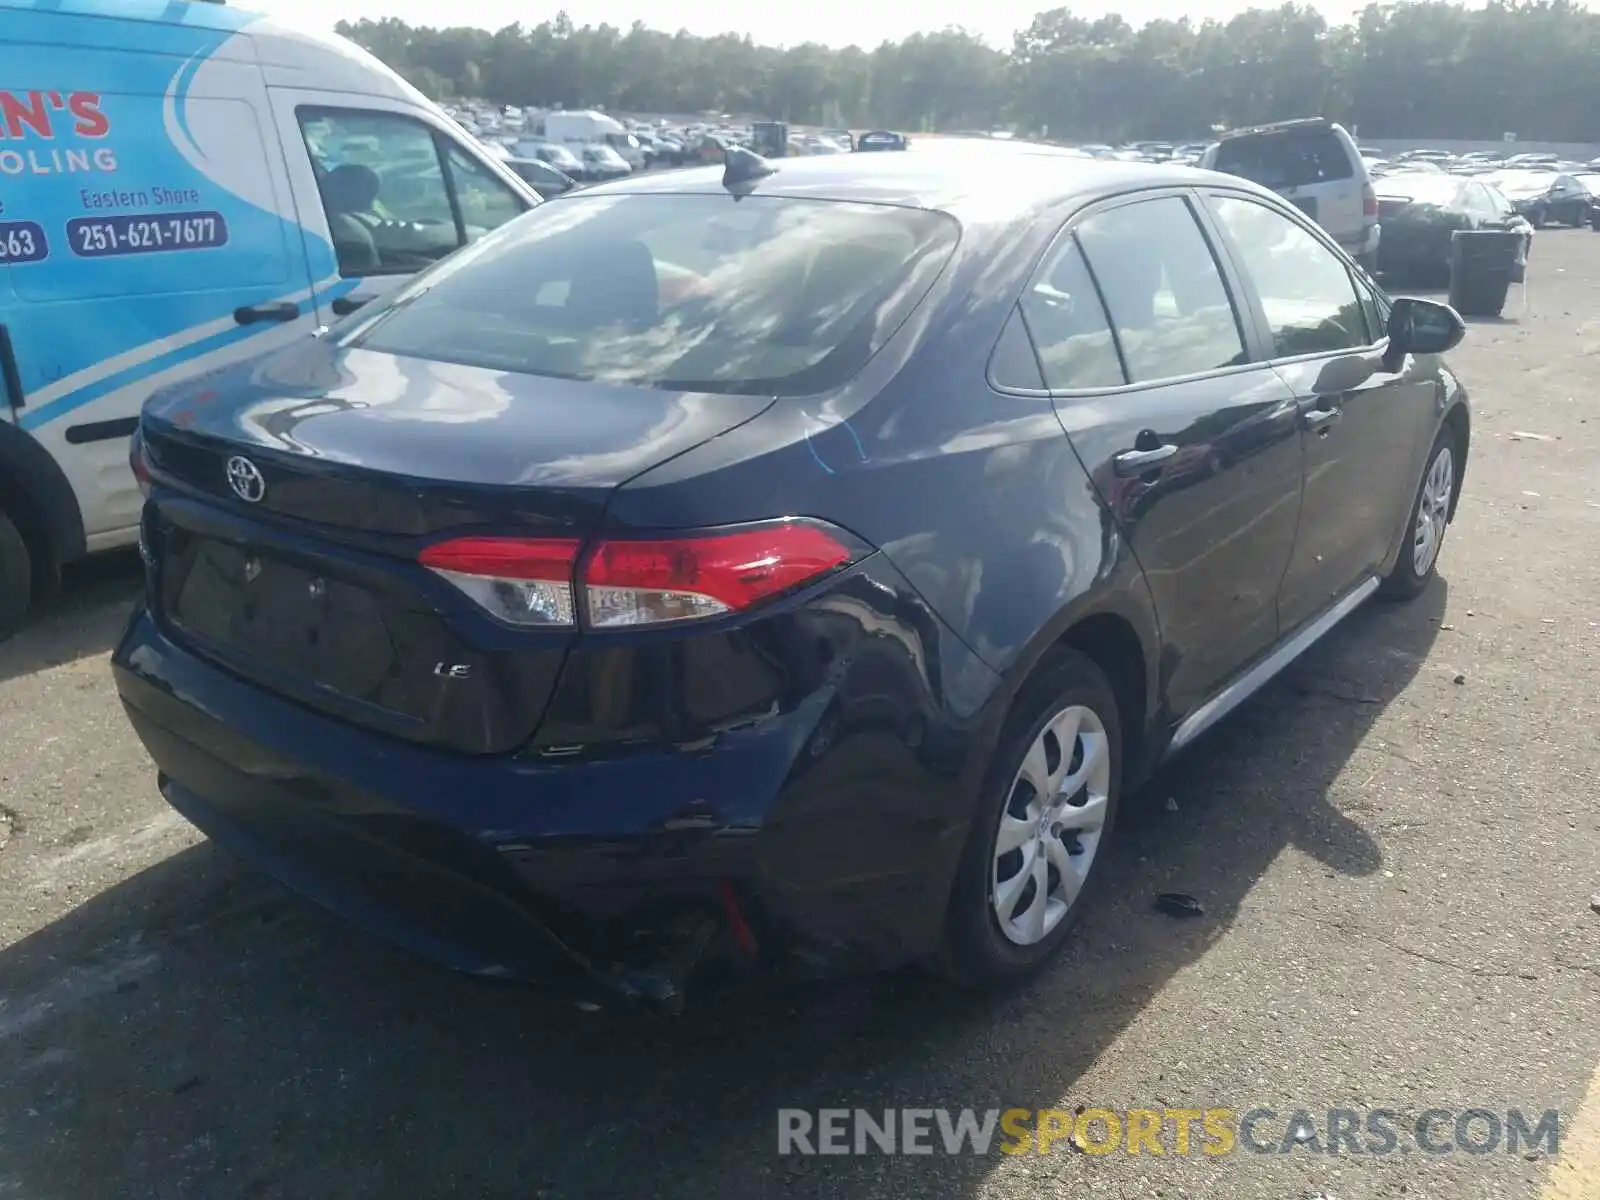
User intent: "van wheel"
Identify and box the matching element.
[0,510,32,643]
[938,648,1121,989]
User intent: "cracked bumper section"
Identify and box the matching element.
[112,553,994,1009]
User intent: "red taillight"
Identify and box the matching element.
[129,427,152,499]
[582,522,853,628]
[1363,182,1378,219]
[419,536,580,626]
[418,521,856,630]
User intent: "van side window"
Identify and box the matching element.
[1075,197,1249,383]
[442,145,528,239]
[297,109,527,278]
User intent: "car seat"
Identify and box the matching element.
[562,238,659,328]
[320,164,382,275]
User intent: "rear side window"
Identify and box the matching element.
[1213,130,1355,188]
[1482,185,1519,219]
[343,194,959,396]
[1074,197,1249,384]
[1018,237,1125,389]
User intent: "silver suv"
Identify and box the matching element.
[1201,118,1380,271]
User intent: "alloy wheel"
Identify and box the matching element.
[1412,445,1454,578]
[991,704,1112,946]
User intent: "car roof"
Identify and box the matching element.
[1217,117,1338,140]
[573,142,1245,222]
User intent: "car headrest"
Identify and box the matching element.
[322,164,381,214]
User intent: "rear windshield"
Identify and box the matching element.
[1213,129,1354,188]
[1488,171,1556,198]
[1375,175,1460,205]
[343,193,958,396]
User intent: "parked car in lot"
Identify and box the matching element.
[520,140,588,180]
[1201,117,1380,271]
[855,130,909,152]
[1576,174,1600,229]
[502,156,579,199]
[634,132,684,166]
[115,152,1470,1012]
[1482,168,1591,227]
[1374,171,1532,284]
[576,143,632,181]
[1541,172,1595,226]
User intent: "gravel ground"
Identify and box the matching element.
[1,232,1597,1200]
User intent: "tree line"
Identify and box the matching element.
[337,1,1600,143]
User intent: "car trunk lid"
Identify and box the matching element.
[139,338,774,755]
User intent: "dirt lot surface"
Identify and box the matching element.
[1,233,1597,1200]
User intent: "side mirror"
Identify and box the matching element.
[1386,296,1466,360]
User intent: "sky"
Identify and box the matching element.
[251,0,1373,52]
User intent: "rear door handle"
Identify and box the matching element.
[330,295,372,316]
[1303,406,1342,434]
[1112,442,1179,475]
[234,301,300,326]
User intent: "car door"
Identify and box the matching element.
[1203,189,1438,631]
[266,92,536,323]
[1025,191,1305,719]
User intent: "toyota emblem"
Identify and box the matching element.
[225,456,266,503]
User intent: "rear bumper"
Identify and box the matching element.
[1339,223,1381,259]
[117,649,740,1010]
[111,554,993,1004]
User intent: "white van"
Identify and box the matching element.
[543,110,646,171]
[0,0,542,637]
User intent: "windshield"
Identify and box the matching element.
[1488,171,1555,198]
[510,160,564,187]
[341,193,960,397]
[1212,129,1353,187]
[1375,174,1460,205]
[537,144,582,169]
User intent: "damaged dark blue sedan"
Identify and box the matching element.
[114,147,1470,1012]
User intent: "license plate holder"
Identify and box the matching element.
[171,539,395,695]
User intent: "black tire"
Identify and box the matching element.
[938,647,1122,989]
[1380,427,1458,602]
[0,509,32,643]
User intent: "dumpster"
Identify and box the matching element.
[751,121,790,158]
[1448,229,1522,317]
